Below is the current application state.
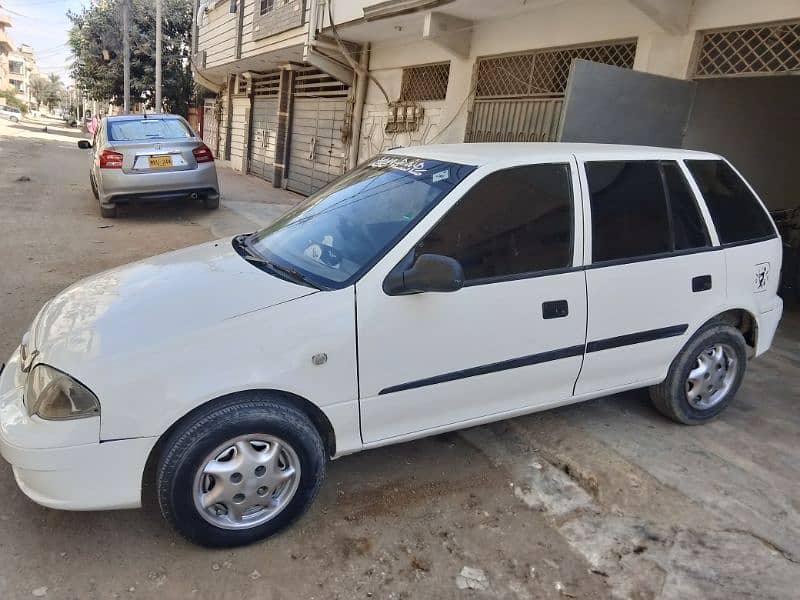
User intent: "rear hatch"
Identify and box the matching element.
[106,117,202,174]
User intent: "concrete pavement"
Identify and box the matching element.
[0,116,798,599]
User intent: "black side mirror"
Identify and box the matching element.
[77,140,92,150]
[384,254,465,295]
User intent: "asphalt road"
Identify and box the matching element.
[0,117,798,600]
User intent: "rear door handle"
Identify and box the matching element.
[542,300,569,319]
[692,275,712,292]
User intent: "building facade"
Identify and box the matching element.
[0,13,39,109]
[0,13,13,96]
[194,0,800,208]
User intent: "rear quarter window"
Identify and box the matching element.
[685,160,775,245]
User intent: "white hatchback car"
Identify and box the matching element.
[0,144,782,547]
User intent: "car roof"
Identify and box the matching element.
[105,114,184,122]
[386,143,721,166]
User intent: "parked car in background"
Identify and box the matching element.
[77,114,220,218]
[0,143,782,547]
[0,105,22,123]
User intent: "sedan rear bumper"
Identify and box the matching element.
[97,162,220,206]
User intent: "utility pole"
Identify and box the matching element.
[155,0,162,112]
[122,0,131,113]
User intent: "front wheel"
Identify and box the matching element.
[156,394,327,547]
[649,323,747,424]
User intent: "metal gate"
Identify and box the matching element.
[465,41,637,143]
[285,68,350,196]
[248,72,281,182]
[202,98,219,155]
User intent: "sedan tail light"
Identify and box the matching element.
[193,144,214,163]
[99,150,123,169]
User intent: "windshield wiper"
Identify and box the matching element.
[236,234,320,290]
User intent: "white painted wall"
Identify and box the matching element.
[354,0,800,159]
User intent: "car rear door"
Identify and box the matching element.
[356,156,588,444]
[574,154,726,395]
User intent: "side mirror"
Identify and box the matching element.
[77,140,92,150]
[384,253,465,296]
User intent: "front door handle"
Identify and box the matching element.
[542,300,569,319]
[692,275,712,292]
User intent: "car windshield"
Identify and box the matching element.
[108,118,193,141]
[246,155,475,288]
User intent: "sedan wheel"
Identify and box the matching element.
[685,343,738,410]
[157,393,327,547]
[649,322,746,424]
[193,434,301,530]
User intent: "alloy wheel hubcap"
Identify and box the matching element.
[686,343,737,410]
[193,434,301,530]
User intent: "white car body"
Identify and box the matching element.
[0,104,22,122]
[0,143,783,512]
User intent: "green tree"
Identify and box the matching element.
[67,0,194,116]
[29,74,65,110]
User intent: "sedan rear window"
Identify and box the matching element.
[108,119,193,142]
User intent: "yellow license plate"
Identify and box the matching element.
[148,155,173,168]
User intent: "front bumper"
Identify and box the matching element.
[0,348,156,510]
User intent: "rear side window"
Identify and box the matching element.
[108,119,193,142]
[662,162,710,250]
[586,161,671,262]
[685,160,774,244]
[416,164,573,282]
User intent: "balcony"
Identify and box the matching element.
[0,29,12,53]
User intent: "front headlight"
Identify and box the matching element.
[24,365,100,420]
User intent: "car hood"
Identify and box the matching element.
[30,238,316,366]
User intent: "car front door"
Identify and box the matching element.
[574,157,726,395]
[356,158,588,444]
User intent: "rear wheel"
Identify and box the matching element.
[157,393,326,547]
[100,204,117,218]
[203,195,220,210]
[649,323,747,424]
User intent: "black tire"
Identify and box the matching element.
[100,204,117,218]
[203,195,220,210]
[156,393,327,548]
[90,175,99,200]
[649,323,747,425]
[10,116,19,123]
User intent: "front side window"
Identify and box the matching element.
[685,160,775,244]
[415,164,574,282]
[587,161,671,262]
[247,156,475,287]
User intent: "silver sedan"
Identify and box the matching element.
[78,114,220,218]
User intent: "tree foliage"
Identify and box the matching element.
[67,0,194,116]
[30,74,66,109]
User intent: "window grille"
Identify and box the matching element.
[251,71,281,97]
[260,0,274,16]
[399,63,451,102]
[694,21,800,78]
[475,41,637,98]
[294,67,349,98]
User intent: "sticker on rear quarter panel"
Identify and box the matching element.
[754,262,770,292]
